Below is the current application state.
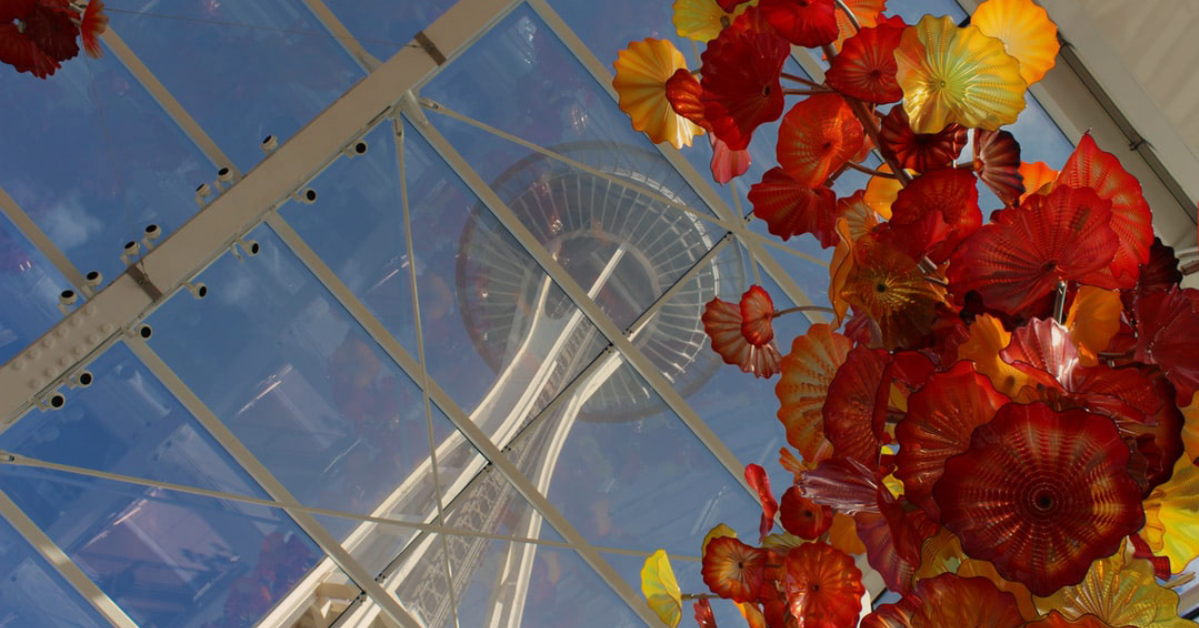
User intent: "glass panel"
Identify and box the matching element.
[282,120,420,356]
[0,53,210,289]
[508,357,759,556]
[320,0,458,61]
[397,123,610,437]
[0,466,320,628]
[0,517,110,628]
[421,6,731,325]
[146,225,441,539]
[0,214,76,365]
[108,0,365,171]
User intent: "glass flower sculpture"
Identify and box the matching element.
[622,0,1199,624]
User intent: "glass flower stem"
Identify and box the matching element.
[1182,259,1199,276]
[846,161,896,178]
[784,88,832,96]
[774,305,836,317]
[680,593,719,600]
[782,72,825,89]
[1053,281,1068,323]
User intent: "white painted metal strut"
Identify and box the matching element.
[0,186,91,296]
[0,0,521,426]
[0,490,138,628]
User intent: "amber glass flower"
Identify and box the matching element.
[841,238,944,349]
[613,39,706,149]
[934,403,1146,596]
[893,15,1026,133]
[971,0,1060,85]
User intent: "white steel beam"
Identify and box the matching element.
[124,339,427,628]
[0,490,138,628]
[0,0,521,425]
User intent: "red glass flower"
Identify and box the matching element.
[710,134,752,183]
[740,285,776,346]
[862,573,1026,628]
[1057,133,1153,288]
[702,297,783,378]
[1135,288,1199,406]
[895,361,1009,520]
[666,67,710,130]
[933,403,1146,596]
[825,21,906,104]
[783,542,864,628]
[757,0,839,47]
[947,185,1120,315]
[777,94,864,187]
[746,462,779,540]
[693,598,717,628]
[700,24,790,150]
[878,105,968,173]
[882,167,982,263]
[973,130,1025,207]
[81,0,107,58]
[747,167,838,244]
[822,346,893,466]
[703,536,767,603]
[780,486,833,539]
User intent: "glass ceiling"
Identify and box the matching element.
[2,0,1182,626]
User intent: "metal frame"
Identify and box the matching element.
[0,0,1195,625]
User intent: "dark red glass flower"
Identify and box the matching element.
[747,167,838,244]
[862,573,1026,628]
[973,130,1025,207]
[783,542,864,628]
[895,361,1009,520]
[825,21,906,103]
[758,0,839,47]
[1135,288,1199,406]
[666,68,710,130]
[780,486,833,539]
[933,403,1146,596]
[777,94,864,187]
[878,105,968,173]
[822,346,893,466]
[947,185,1120,314]
[700,25,790,150]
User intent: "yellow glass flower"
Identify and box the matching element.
[1142,455,1199,573]
[894,15,1027,133]
[641,550,683,628]
[972,0,1060,85]
[863,164,903,220]
[1035,543,1193,628]
[1065,285,1122,367]
[828,512,866,555]
[673,0,753,42]
[613,38,706,149]
[702,522,738,553]
[829,219,857,325]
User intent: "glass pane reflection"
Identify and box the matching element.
[0,517,110,628]
[146,225,443,539]
[0,214,76,366]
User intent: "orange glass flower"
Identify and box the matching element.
[894,361,1009,519]
[701,23,790,150]
[758,0,839,47]
[971,0,1059,85]
[777,94,865,187]
[748,167,839,244]
[81,0,108,59]
[835,191,880,243]
[740,285,776,346]
[674,0,754,41]
[1065,286,1122,366]
[703,536,767,603]
[1018,161,1058,202]
[933,403,1146,596]
[780,486,833,539]
[1057,133,1154,288]
[832,0,887,51]
[776,323,852,460]
[878,105,968,173]
[947,185,1120,315]
[613,39,706,149]
[826,21,906,103]
[702,297,783,378]
[841,238,944,349]
[893,15,1026,133]
[783,542,864,628]
[974,130,1025,207]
